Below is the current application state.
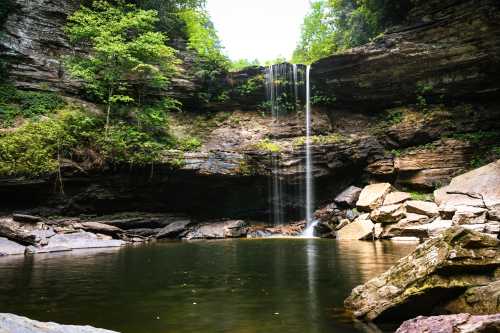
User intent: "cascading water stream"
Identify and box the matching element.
[302,65,318,237]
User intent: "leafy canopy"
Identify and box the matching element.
[292,0,410,64]
[64,0,179,109]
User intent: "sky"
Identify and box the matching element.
[206,0,311,63]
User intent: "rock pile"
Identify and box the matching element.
[332,160,500,241]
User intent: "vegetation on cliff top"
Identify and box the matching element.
[292,0,412,64]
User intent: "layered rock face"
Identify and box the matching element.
[311,0,500,110]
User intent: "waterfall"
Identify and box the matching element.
[265,63,316,233]
[302,65,318,237]
[265,63,304,225]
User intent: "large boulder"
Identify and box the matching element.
[434,160,500,208]
[184,220,248,240]
[0,313,118,333]
[336,214,375,240]
[356,183,393,212]
[344,227,500,322]
[383,192,411,206]
[396,314,500,333]
[370,204,404,224]
[334,186,362,208]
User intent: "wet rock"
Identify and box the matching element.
[345,227,500,322]
[0,312,119,332]
[335,186,362,208]
[313,203,340,224]
[396,313,500,333]
[337,214,375,240]
[0,238,25,256]
[27,231,124,253]
[314,221,335,238]
[405,200,439,217]
[356,183,393,212]
[184,220,248,240]
[126,228,163,237]
[434,160,500,209]
[383,192,411,206]
[12,214,43,223]
[156,220,192,239]
[370,204,404,224]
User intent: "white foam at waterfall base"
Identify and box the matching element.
[301,220,319,238]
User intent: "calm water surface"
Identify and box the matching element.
[0,239,416,333]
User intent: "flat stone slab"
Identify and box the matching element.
[336,215,374,240]
[405,200,439,217]
[384,192,411,206]
[185,220,248,240]
[356,183,392,212]
[0,313,118,333]
[0,238,25,256]
[27,232,124,253]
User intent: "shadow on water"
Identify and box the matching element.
[0,239,416,333]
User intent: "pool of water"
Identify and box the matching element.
[0,239,416,333]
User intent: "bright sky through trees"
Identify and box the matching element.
[206,0,310,63]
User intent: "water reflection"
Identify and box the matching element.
[0,240,415,333]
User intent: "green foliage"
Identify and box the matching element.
[179,8,229,104]
[64,0,179,119]
[386,109,403,125]
[311,93,336,106]
[131,0,205,39]
[254,139,281,153]
[409,191,433,201]
[415,82,434,111]
[445,131,500,144]
[230,59,260,72]
[293,133,345,146]
[293,0,384,64]
[0,85,65,126]
[234,75,265,96]
[264,56,288,66]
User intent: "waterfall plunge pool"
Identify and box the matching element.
[0,239,416,333]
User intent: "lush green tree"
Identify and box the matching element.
[64,0,179,133]
[130,0,205,40]
[292,0,410,64]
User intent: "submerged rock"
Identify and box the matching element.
[396,314,500,333]
[0,313,118,333]
[344,227,500,322]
